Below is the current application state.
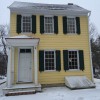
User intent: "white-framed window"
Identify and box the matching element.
[22,16,32,32]
[44,16,54,33]
[20,49,31,53]
[67,17,76,33]
[44,50,56,70]
[68,50,79,69]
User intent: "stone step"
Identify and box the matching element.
[6,90,36,96]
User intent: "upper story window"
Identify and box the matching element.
[40,16,58,34]
[22,16,32,32]
[44,17,54,33]
[67,17,76,33]
[63,16,80,34]
[17,15,36,34]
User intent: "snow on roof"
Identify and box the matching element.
[8,1,90,13]
[9,35,33,39]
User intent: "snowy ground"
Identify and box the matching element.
[0,79,100,100]
[0,77,6,85]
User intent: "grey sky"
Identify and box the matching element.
[0,0,100,33]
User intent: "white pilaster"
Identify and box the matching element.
[7,47,12,88]
[34,46,38,85]
[11,47,14,84]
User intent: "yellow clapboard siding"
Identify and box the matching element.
[14,47,18,84]
[10,13,92,84]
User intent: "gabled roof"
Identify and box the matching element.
[9,1,90,12]
[8,1,90,16]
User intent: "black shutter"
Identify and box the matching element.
[63,50,69,71]
[79,50,84,71]
[63,16,67,34]
[39,50,44,72]
[32,15,36,34]
[40,16,44,34]
[54,16,58,34]
[76,17,80,34]
[56,50,61,71]
[16,15,22,34]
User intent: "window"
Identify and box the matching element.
[22,16,32,32]
[68,50,79,69]
[44,17,54,33]
[67,17,76,33]
[20,49,31,53]
[44,51,56,70]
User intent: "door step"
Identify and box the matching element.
[3,83,41,96]
[6,90,36,96]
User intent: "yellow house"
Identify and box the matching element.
[4,1,95,95]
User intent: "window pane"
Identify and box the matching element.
[20,49,25,53]
[26,49,31,53]
[22,16,31,32]
[44,17,53,33]
[67,18,76,33]
[45,51,55,70]
[68,51,78,69]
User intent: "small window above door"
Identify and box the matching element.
[20,49,31,53]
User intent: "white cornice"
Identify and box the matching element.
[10,8,90,16]
[6,38,40,46]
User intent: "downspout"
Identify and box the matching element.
[88,12,94,82]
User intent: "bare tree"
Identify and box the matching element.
[89,22,100,77]
[89,22,98,39]
[0,25,9,54]
[0,25,9,76]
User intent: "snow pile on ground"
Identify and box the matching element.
[0,78,100,100]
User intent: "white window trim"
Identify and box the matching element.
[67,17,77,34]
[68,50,79,70]
[44,16,54,34]
[21,15,32,33]
[44,50,56,71]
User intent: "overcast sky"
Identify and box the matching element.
[0,0,100,34]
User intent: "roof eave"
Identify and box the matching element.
[9,8,90,16]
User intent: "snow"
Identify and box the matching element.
[65,76,95,89]
[0,83,6,96]
[9,35,33,38]
[0,77,6,84]
[0,79,100,100]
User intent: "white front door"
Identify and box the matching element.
[18,48,32,82]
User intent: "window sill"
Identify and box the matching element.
[44,70,56,72]
[68,69,81,71]
[44,33,55,34]
[21,32,32,34]
[65,33,78,35]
